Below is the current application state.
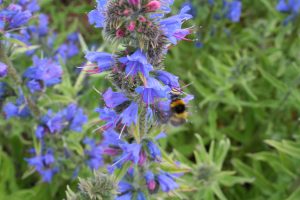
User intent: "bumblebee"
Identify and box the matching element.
[169,88,188,126]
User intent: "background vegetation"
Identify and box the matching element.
[1,0,300,199]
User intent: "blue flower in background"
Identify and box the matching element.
[181,1,197,17]
[64,104,88,132]
[0,62,7,77]
[23,56,63,92]
[3,90,31,119]
[119,49,153,77]
[56,32,79,61]
[84,137,104,170]
[223,0,242,22]
[88,0,108,28]
[18,0,40,13]
[26,149,58,182]
[277,0,300,24]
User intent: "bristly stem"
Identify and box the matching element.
[0,42,40,118]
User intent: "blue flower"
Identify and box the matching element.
[8,9,32,29]
[223,0,242,22]
[88,0,108,28]
[64,104,88,132]
[147,141,161,161]
[137,191,146,200]
[23,56,63,92]
[103,88,128,108]
[120,102,138,126]
[85,51,115,73]
[46,111,65,133]
[157,172,179,192]
[276,0,300,24]
[155,70,180,88]
[26,79,42,93]
[116,181,133,200]
[102,129,123,147]
[159,5,193,44]
[3,90,31,119]
[0,62,7,77]
[119,143,142,164]
[277,0,300,13]
[18,0,40,13]
[3,102,18,119]
[95,107,119,130]
[26,149,58,182]
[119,49,153,77]
[84,137,103,170]
[135,77,169,104]
[181,1,197,17]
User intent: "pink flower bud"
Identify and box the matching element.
[148,180,156,191]
[146,1,161,12]
[138,16,147,22]
[127,21,136,31]
[138,151,146,166]
[116,29,126,38]
[123,9,132,16]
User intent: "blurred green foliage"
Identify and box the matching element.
[1,0,300,199]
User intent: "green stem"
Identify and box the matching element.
[0,42,40,118]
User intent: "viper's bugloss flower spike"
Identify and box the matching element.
[0,62,8,77]
[84,0,194,197]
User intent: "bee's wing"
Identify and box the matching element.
[170,116,187,126]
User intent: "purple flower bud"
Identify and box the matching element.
[0,62,8,77]
[157,172,179,192]
[27,79,42,93]
[3,102,18,119]
[137,191,146,200]
[145,171,156,191]
[147,141,161,161]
